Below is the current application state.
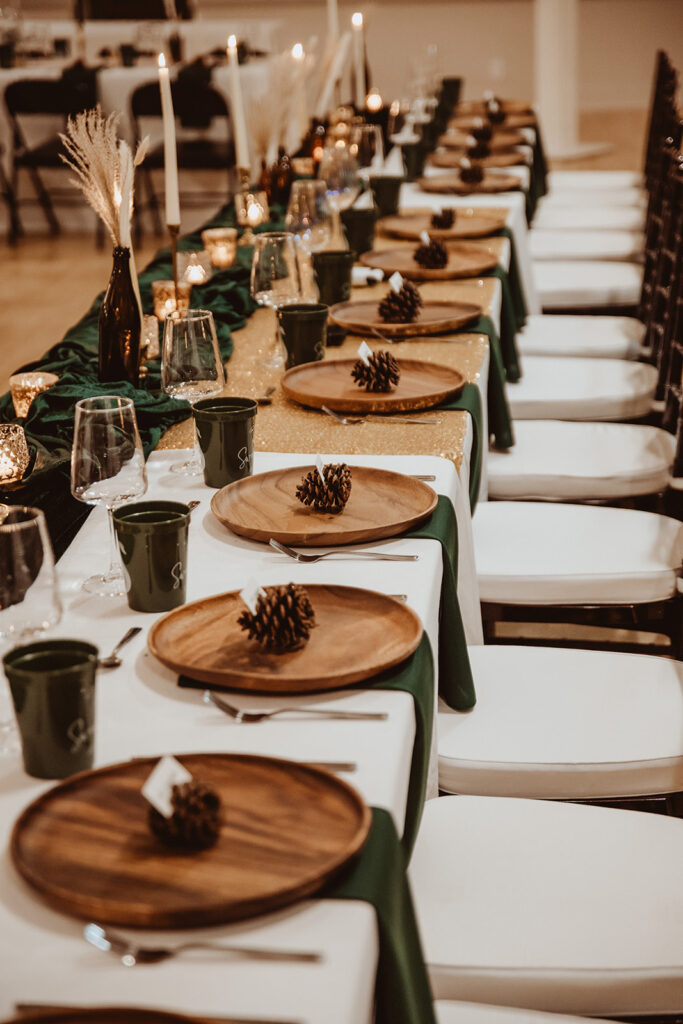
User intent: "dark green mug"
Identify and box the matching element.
[113,500,190,612]
[278,303,329,369]
[312,251,355,306]
[4,639,98,779]
[369,175,404,217]
[340,206,377,255]
[193,397,257,488]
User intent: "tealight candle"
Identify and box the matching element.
[152,280,193,319]
[0,424,30,484]
[201,228,238,268]
[9,371,59,418]
[178,250,213,286]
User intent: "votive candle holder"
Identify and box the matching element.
[201,228,238,269]
[0,424,30,484]
[9,371,59,418]
[152,280,193,320]
[178,250,213,285]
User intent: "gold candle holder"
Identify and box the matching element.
[201,228,238,269]
[0,424,31,484]
[178,250,213,285]
[235,189,269,247]
[142,314,160,360]
[152,280,193,320]
[9,371,59,418]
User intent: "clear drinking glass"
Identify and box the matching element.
[349,124,384,171]
[0,505,62,755]
[161,308,225,476]
[318,141,361,248]
[70,396,147,597]
[251,233,304,368]
[285,180,334,252]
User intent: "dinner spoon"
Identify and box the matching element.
[97,627,142,670]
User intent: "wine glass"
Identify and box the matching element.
[0,505,62,755]
[349,124,384,172]
[161,309,225,476]
[251,232,303,368]
[285,180,334,252]
[70,395,148,597]
[318,141,361,248]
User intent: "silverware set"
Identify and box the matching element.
[204,690,387,723]
[322,404,441,426]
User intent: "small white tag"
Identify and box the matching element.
[460,156,472,169]
[466,134,477,147]
[142,756,192,819]
[419,230,431,245]
[483,89,494,102]
[240,578,266,616]
[315,453,326,484]
[388,271,403,294]
[357,340,373,366]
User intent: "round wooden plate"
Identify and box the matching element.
[438,129,527,151]
[360,244,498,281]
[455,98,534,116]
[211,464,438,546]
[148,586,423,692]
[3,1012,207,1024]
[11,753,372,928]
[329,298,482,337]
[281,358,465,413]
[418,173,522,195]
[430,150,525,169]
[380,209,508,240]
[449,112,536,130]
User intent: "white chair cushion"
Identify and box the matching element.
[533,204,645,231]
[473,501,683,605]
[529,229,644,262]
[487,420,675,500]
[540,187,647,208]
[438,645,683,798]
[548,170,644,191]
[533,261,643,309]
[507,356,656,421]
[410,797,683,1015]
[517,314,645,359]
[436,1003,608,1024]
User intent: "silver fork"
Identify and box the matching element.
[321,405,442,426]
[84,923,321,966]
[269,538,418,562]
[205,690,388,723]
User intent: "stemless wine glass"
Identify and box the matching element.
[251,232,303,368]
[161,308,225,476]
[0,505,62,755]
[70,396,148,597]
[285,180,334,252]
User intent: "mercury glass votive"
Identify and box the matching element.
[152,280,193,320]
[235,191,269,247]
[0,424,30,484]
[201,228,238,269]
[178,250,213,286]
[142,314,160,359]
[9,371,59,418]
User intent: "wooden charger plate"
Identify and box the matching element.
[380,209,508,240]
[11,753,371,928]
[281,358,464,414]
[4,1012,210,1024]
[149,586,423,692]
[438,129,527,151]
[455,98,533,116]
[449,112,536,130]
[360,244,498,282]
[211,464,438,546]
[329,298,481,337]
[430,149,524,170]
[418,173,522,196]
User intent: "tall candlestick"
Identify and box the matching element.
[227,34,251,174]
[157,53,180,227]
[327,0,339,41]
[351,12,365,110]
[291,43,308,151]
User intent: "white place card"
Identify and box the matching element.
[388,271,403,293]
[357,340,373,365]
[142,756,192,818]
[240,578,266,616]
[315,453,326,484]
[419,230,431,245]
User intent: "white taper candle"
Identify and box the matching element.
[157,53,180,226]
[351,12,365,110]
[227,34,251,173]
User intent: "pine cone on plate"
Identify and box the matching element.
[351,350,401,392]
[148,780,222,850]
[470,121,493,143]
[459,159,485,185]
[296,463,352,514]
[414,237,449,269]
[486,98,507,125]
[238,583,316,652]
[378,280,423,323]
[430,208,456,230]
[466,141,491,159]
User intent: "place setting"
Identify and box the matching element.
[379,207,509,241]
[359,233,499,281]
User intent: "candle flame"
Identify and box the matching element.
[352,11,363,27]
[227,34,237,49]
[366,88,382,112]
[292,42,304,60]
[158,52,166,68]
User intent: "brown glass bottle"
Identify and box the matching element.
[98,246,141,386]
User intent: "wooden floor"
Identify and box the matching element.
[0,108,647,394]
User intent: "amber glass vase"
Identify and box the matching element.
[98,246,141,386]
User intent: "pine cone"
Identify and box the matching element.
[378,280,423,323]
[351,350,401,392]
[486,99,507,125]
[430,208,456,230]
[296,463,352,514]
[466,141,491,159]
[414,238,449,269]
[149,780,222,850]
[460,160,485,185]
[238,583,316,652]
[470,122,492,143]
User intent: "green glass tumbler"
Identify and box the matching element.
[278,303,329,369]
[312,251,355,307]
[193,397,257,488]
[369,175,404,217]
[340,206,377,255]
[113,500,190,612]
[4,639,98,779]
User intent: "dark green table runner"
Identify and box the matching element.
[468,315,515,451]
[481,266,522,383]
[323,806,437,1024]
[494,226,528,330]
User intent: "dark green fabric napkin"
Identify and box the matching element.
[179,633,434,858]
[493,226,528,330]
[481,266,522,383]
[467,315,515,451]
[532,123,549,200]
[322,806,437,1024]
[438,381,482,511]
[406,495,476,710]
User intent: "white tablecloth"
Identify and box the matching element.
[0,448,479,1023]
